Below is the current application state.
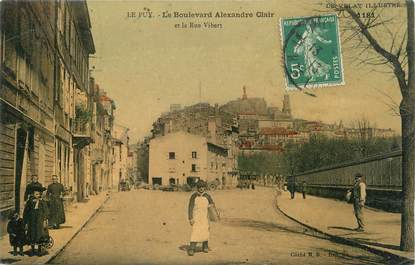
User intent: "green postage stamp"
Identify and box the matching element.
[280,14,344,90]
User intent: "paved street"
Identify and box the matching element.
[49,187,392,265]
[277,191,414,261]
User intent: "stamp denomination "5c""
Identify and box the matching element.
[280,14,344,90]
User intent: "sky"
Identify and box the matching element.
[87,0,405,142]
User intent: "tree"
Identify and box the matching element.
[238,152,283,176]
[281,143,300,175]
[280,135,394,175]
[329,1,414,251]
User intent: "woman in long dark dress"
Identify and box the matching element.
[24,175,44,201]
[23,187,49,256]
[47,175,66,229]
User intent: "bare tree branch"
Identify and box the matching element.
[343,7,408,97]
[375,87,401,116]
[397,31,408,59]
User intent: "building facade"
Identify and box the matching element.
[55,0,95,202]
[111,124,129,190]
[1,0,59,232]
[89,81,115,195]
[0,0,118,235]
[127,143,139,185]
[149,131,238,188]
[136,138,150,184]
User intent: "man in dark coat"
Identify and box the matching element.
[287,180,296,199]
[23,186,49,256]
[7,212,26,256]
[24,175,44,201]
[47,175,66,229]
[301,181,307,199]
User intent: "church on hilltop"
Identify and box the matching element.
[220,87,295,151]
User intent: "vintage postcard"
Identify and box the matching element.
[0,0,414,264]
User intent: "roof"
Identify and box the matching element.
[150,130,206,143]
[207,142,228,152]
[70,1,95,54]
[257,144,284,151]
[100,95,113,102]
[259,127,298,136]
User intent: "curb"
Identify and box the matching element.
[273,194,414,265]
[44,194,111,265]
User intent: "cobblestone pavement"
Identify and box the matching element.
[49,187,396,265]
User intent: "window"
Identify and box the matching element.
[4,34,17,74]
[192,151,197,159]
[191,164,196,172]
[169,152,175,159]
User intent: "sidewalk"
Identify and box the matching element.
[276,190,414,261]
[0,192,110,265]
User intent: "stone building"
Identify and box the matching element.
[152,103,237,147]
[150,102,239,187]
[89,82,116,194]
[0,0,115,235]
[0,1,57,225]
[220,88,295,152]
[111,124,130,190]
[149,131,238,188]
[55,0,95,202]
[127,143,139,184]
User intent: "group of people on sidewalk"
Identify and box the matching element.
[7,175,66,257]
[287,180,307,199]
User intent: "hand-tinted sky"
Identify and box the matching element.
[88,0,405,142]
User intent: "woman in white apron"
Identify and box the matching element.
[187,180,214,256]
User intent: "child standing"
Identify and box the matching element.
[187,180,215,256]
[7,212,26,256]
[23,186,49,256]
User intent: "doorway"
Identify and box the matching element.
[152,177,162,186]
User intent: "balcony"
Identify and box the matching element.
[72,119,93,149]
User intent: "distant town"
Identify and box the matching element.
[129,87,396,189]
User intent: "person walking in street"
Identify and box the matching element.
[301,181,307,199]
[287,180,296,199]
[23,186,49,256]
[7,212,26,256]
[348,173,366,232]
[47,175,66,229]
[187,180,215,256]
[24,175,44,201]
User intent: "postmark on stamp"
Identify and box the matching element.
[280,14,344,90]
